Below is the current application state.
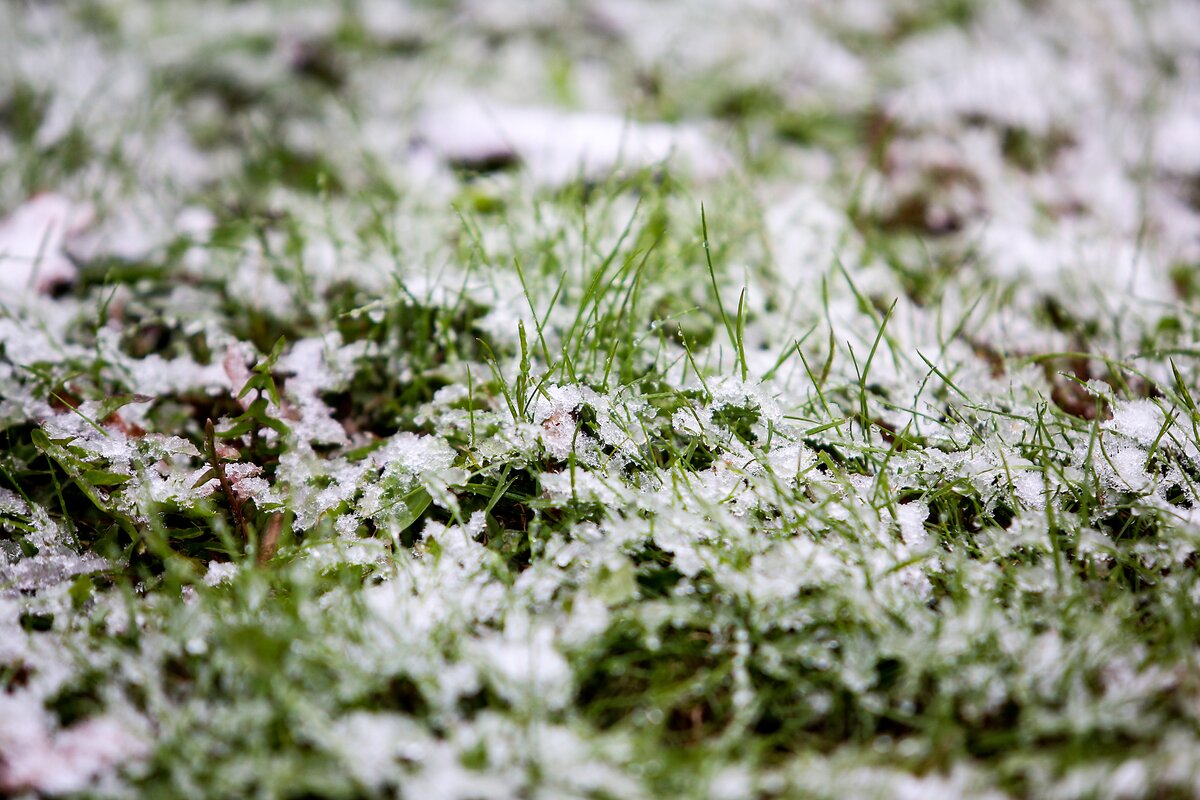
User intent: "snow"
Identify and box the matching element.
[2,0,1200,796]
[893,501,930,548]
[202,561,238,587]
[1105,399,1168,447]
[1155,95,1200,176]
[470,615,572,711]
[0,194,91,297]
[0,696,147,796]
[417,103,729,186]
[0,549,108,594]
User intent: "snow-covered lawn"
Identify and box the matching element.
[2,1,1200,797]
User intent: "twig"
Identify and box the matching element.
[257,513,284,566]
[205,418,248,544]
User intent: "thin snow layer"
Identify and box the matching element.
[417,103,729,185]
[2,0,1200,797]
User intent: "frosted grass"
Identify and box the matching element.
[1,0,1199,797]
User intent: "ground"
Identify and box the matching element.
[2,1,1200,798]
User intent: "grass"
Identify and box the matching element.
[2,1,1200,798]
